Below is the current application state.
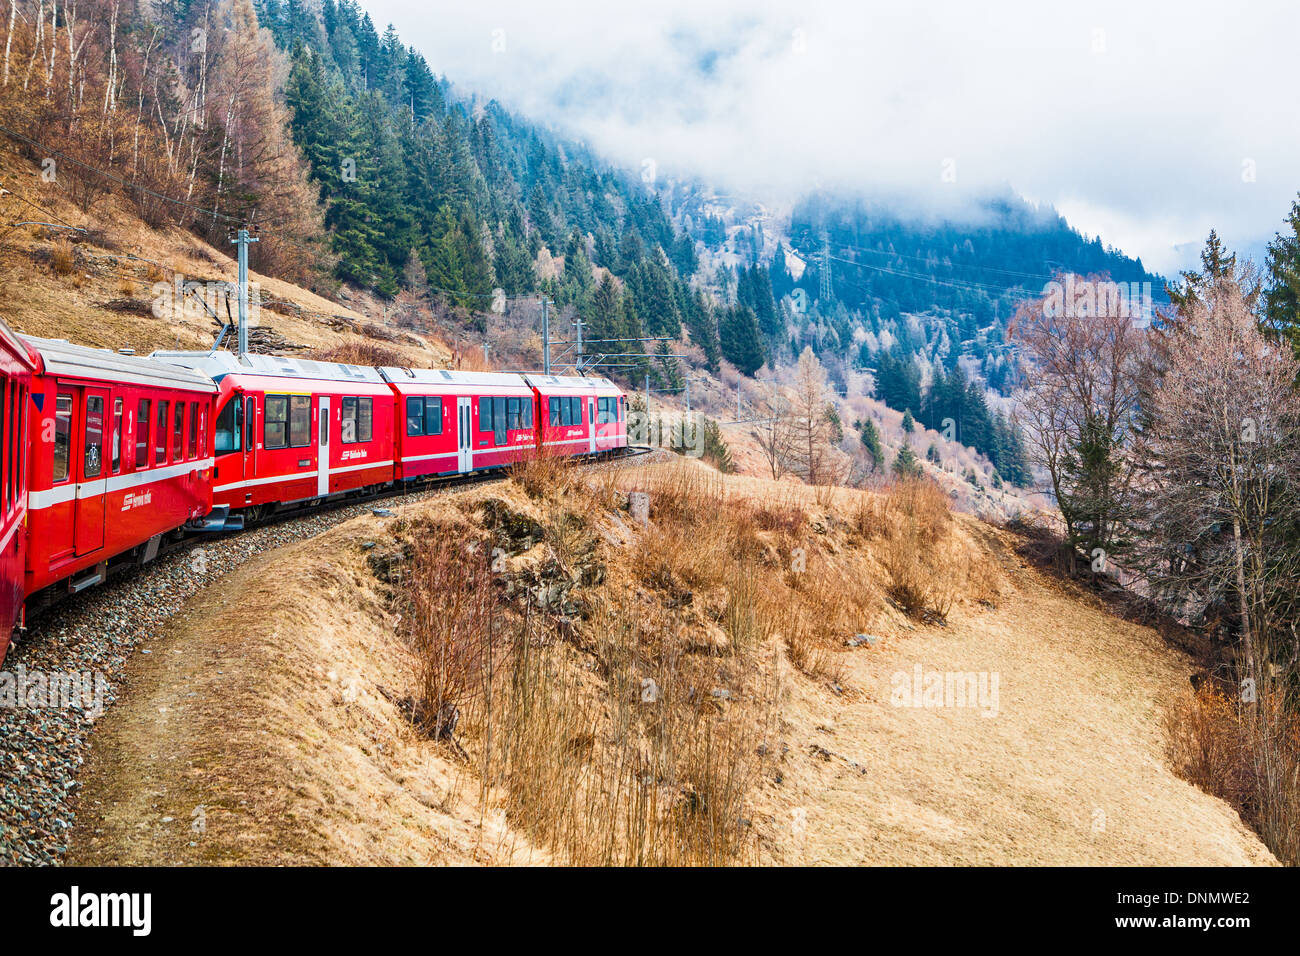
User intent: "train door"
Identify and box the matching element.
[243,394,256,501]
[317,395,330,497]
[74,386,109,556]
[587,396,597,454]
[457,397,472,472]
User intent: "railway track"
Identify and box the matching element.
[0,443,662,864]
[20,444,658,627]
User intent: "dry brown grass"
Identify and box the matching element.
[397,472,776,865]
[313,340,407,368]
[878,480,963,622]
[1166,684,1300,865]
[50,237,75,276]
[505,444,574,500]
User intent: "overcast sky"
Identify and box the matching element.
[362,0,1298,274]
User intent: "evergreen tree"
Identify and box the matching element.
[1263,195,1300,365]
[719,305,765,376]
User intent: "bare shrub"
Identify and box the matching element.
[879,479,959,621]
[404,527,499,742]
[50,239,75,276]
[505,444,571,500]
[1166,684,1300,864]
[314,341,405,368]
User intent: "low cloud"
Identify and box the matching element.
[363,0,1300,273]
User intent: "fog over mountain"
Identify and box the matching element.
[363,0,1300,274]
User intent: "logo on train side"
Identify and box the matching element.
[341,449,367,461]
[121,490,152,512]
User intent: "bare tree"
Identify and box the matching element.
[1132,274,1300,857]
[789,346,837,485]
[1132,279,1300,680]
[751,394,792,480]
[1010,274,1147,571]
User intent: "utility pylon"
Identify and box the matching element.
[232,228,259,358]
[819,228,832,304]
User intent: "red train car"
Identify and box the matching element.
[0,319,37,661]
[525,374,627,455]
[379,368,537,478]
[22,336,217,602]
[151,352,395,516]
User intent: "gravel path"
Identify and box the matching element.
[0,481,482,866]
[0,448,665,866]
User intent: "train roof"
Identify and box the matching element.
[150,349,385,385]
[377,367,530,389]
[24,336,217,392]
[523,373,620,392]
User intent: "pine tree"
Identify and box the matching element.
[857,418,884,470]
[719,305,765,376]
[892,445,922,479]
[1263,195,1300,365]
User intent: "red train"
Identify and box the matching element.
[0,323,628,663]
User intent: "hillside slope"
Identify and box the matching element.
[65,467,1273,866]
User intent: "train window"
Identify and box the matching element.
[214,397,242,453]
[289,395,312,447]
[549,397,560,426]
[478,396,492,432]
[507,397,520,430]
[16,385,24,497]
[84,396,104,479]
[574,397,583,424]
[341,397,357,443]
[559,398,570,427]
[0,384,8,510]
[245,397,255,451]
[112,398,122,473]
[188,403,198,459]
[136,399,151,468]
[0,384,7,510]
[341,397,372,443]
[358,398,372,442]
[53,392,73,482]
[425,397,443,436]
[155,401,169,464]
[172,402,185,461]
[523,399,532,429]
[493,397,506,435]
[405,397,424,437]
[264,395,288,449]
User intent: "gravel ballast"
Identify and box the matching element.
[0,449,664,866]
[0,484,472,866]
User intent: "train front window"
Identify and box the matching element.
[52,392,73,482]
[214,397,242,453]
[84,396,104,479]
